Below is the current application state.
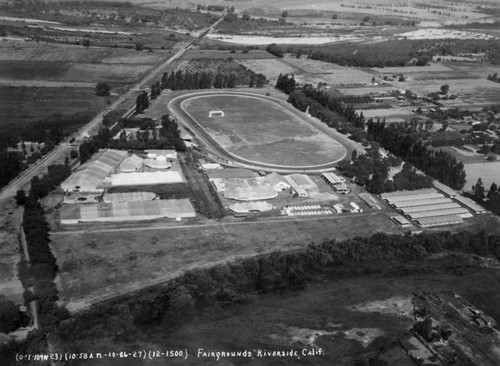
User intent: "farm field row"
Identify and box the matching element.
[0,60,155,85]
[0,42,172,64]
[0,86,114,126]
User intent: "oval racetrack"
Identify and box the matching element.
[169,91,347,172]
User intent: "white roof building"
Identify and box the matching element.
[145,149,177,160]
[118,154,143,173]
[61,149,127,192]
[111,171,184,186]
[265,172,291,192]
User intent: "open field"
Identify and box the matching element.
[0,86,114,126]
[181,93,346,167]
[50,213,402,311]
[463,162,500,192]
[282,56,377,86]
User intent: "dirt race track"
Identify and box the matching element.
[169,90,347,173]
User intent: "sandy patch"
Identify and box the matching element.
[270,325,384,348]
[349,296,414,318]
[396,29,494,40]
[206,33,361,45]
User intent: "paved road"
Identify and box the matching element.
[168,90,348,173]
[0,17,224,200]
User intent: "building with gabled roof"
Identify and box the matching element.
[118,154,143,173]
[61,149,127,193]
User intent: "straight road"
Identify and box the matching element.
[0,17,223,200]
[50,211,381,236]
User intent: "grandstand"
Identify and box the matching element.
[61,149,127,193]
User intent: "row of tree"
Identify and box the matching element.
[159,69,266,91]
[1,169,74,362]
[367,120,467,190]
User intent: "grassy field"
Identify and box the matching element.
[182,94,346,166]
[50,213,402,311]
[0,86,113,126]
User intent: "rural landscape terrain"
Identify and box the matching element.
[1,0,500,365]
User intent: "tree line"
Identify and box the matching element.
[1,168,73,364]
[367,120,466,190]
[338,149,433,194]
[278,77,367,141]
